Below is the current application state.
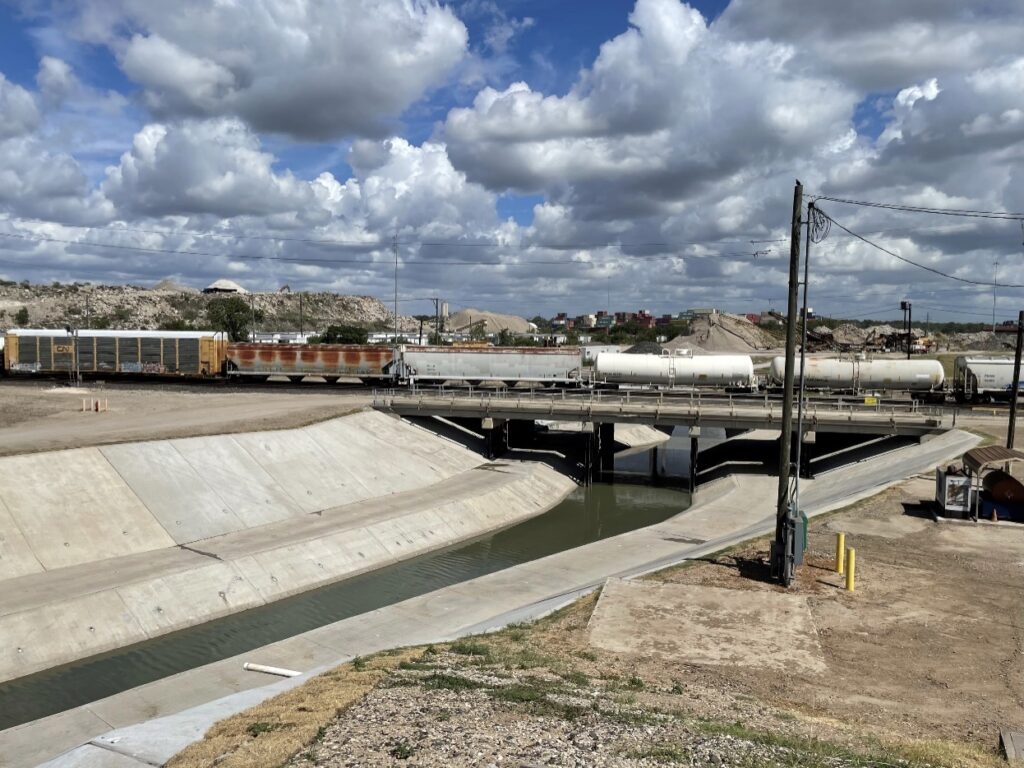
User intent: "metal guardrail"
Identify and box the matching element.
[372,385,948,420]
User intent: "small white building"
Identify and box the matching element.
[203,279,248,294]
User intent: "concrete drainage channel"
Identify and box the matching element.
[0,478,688,732]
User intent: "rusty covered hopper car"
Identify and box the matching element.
[225,343,396,382]
[4,329,226,377]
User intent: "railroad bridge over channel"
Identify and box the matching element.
[374,390,951,486]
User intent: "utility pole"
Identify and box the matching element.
[393,231,399,345]
[299,293,304,337]
[1008,310,1024,449]
[793,201,814,531]
[771,180,802,587]
[993,259,999,333]
[900,300,912,359]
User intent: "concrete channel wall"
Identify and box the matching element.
[0,411,576,685]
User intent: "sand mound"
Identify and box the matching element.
[449,308,533,334]
[665,313,778,354]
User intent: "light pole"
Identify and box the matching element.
[900,300,912,359]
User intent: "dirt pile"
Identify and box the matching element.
[448,308,533,334]
[665,313,779,354]
[0,281,404,331]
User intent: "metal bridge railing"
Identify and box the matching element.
[372,385,949,420]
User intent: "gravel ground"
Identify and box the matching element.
[285,650,898,768]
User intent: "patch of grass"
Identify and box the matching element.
[626,743,689,763]
[302,749,318,763]
[670,682,685,695]
[625,675,645,690]
[561,670,590,687]
[397,659,436,671]
[390,739,415,759]
[165,648,418,768]
[312,725,327,743]
[245,721,277,737]
[491,683,548,704]
[422,673,485,691]
[449,640,491,657]
[690,719,929,768]
[436,709,452,722]
[576,649,598,661]
[351,655,367,671]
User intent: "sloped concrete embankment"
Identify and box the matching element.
[0,411,575,685]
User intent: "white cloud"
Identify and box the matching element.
[72,0,469,140]
[0,74,40,139]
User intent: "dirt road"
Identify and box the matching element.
[0,380,371,454]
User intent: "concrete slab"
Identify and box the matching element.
[116,561,265,636]
[170,434,305,527]
[0,590,145,683]
[0,448,175,570]
[100,441,247,544]
[37,744,143,768]
[0,705,113,768]
[587,578,828,674]
[231,428,365,513]
[0,494,43,580]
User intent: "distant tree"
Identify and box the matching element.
[469,321,487,341]
[312,324,368,344]
[14,306,29,326]
[207,296,263,341]
[158,318,194,331]
[497,328,515,346]
[530,315,552,332]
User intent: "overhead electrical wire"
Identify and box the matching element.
[811,195,1024,221]
[813,209,1024,289]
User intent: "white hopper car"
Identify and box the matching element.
[952,356,1024,402]
[594,351,757,389]
[768,357,945,395]
[398,346,584,385]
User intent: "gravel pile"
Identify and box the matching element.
[0,281,407,331]
[287,652,880,768]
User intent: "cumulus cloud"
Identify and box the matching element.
[71,0,468,140]
[102,119,319,220]
[3,0,1024,321]
[0,74,40,139]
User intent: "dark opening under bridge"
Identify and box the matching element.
[373,389,952,485]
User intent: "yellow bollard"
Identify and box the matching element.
[845,547,856,592]
[835,532,846,574]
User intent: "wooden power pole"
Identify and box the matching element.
[771,180,802,587]
[1008,310,1024,449]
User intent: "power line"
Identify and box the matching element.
[815,210,1024,288]
[812,195,1024,221]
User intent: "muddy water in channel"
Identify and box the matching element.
[0,439,699,731]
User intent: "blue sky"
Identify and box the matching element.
[0,0,1021,321]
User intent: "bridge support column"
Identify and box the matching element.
[688,426,701,491]
[799,431,816,479]
[481,417,508,460]
[597,422,615,479]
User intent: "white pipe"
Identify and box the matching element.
[243,662,301,677]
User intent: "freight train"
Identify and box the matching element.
[952,356,1024,402]
[767,356,946,398]
[0,328,957,398]
[1,329,585,386]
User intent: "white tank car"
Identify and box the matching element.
[769,357,944,391]
[595,351,755,388]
